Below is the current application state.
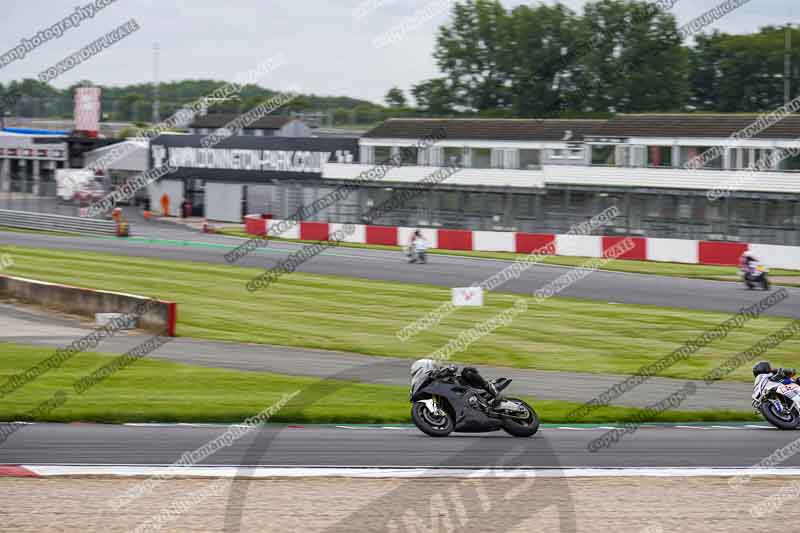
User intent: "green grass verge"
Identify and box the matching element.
[2,245,799,383]
[0,343,756,424]
[215,227,800,283]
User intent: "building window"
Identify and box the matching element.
[647,146,672,168]
[740,148,751,169]
[463,191,483,214]
[591,145,615,166]
[472,148,491,169]
[549,149,565,159]
[443,147,464,166]
[779,149,800,171]
[374,146,392,163]
[398,146,418,166]
[567,147,584,160]
[519,149,540,169]
[681,146,722,169]
[753,148,777,170]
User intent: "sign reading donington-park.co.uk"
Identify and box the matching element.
[150,135,359,179]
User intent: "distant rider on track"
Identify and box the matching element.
[407,229,429,263]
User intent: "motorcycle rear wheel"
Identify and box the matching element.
[500,398,540,437]
[412,401,454,437]
[760,400,800,430]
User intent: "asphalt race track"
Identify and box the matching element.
[2,226,800,472]
[1,423,798,468]
[1,228,799,318]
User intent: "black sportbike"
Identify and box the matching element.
[409,360,539,437]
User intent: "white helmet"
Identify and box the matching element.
[410,359,438,380]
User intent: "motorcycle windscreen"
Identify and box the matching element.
[410,359,438,396]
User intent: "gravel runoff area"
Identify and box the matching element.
[1,476,791,532]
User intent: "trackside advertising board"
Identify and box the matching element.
[150,135,359,183]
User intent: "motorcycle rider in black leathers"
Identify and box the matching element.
[461,366,500,401]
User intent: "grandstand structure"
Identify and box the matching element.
[316,116,800,245]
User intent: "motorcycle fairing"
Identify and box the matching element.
[753,374,773,402]
[415,380,503,433]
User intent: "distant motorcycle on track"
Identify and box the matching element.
[409,359,539,437]
[406,230,429,264]
[743,263,770,291]
[406,246,427,264]
[752,361,800,430]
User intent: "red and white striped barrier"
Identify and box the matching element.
[243,216,800,270]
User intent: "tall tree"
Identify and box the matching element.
[384,86,408,108]
[411,78,455,115]
[433,0,511,111]
[689,26,800,112]
[568,0,689,112]
[503,3,580,115]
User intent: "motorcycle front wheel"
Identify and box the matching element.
[411,401,454,437]
[760,399,800,430]
[500,398,540,437]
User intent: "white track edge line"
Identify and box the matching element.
[14,465,800,479]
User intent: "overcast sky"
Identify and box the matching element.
[0,0,796,105]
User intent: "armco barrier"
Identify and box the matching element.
[0,209,120,236]
[0,275,177,336]
[251,219,800,270]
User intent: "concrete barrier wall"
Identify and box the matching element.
[699,241,748,266]
[0,275,177,336]
[266,218,300,239]
[399,227,438,249]
[647,238,699,264]
[473,231,515,252]
[330,222,366,244]
[749,244,800,270]
[556,235,603,258]
[247,219,800,270]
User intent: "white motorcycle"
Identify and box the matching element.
[752,361,800,430]
[406,239,428,264]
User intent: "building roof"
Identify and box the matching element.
[363,118,608,142]
[83,139,148,172]
[364,115,800,142]
[85,139,148,155]
[594,114,800,139]
[188,114,295,130]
